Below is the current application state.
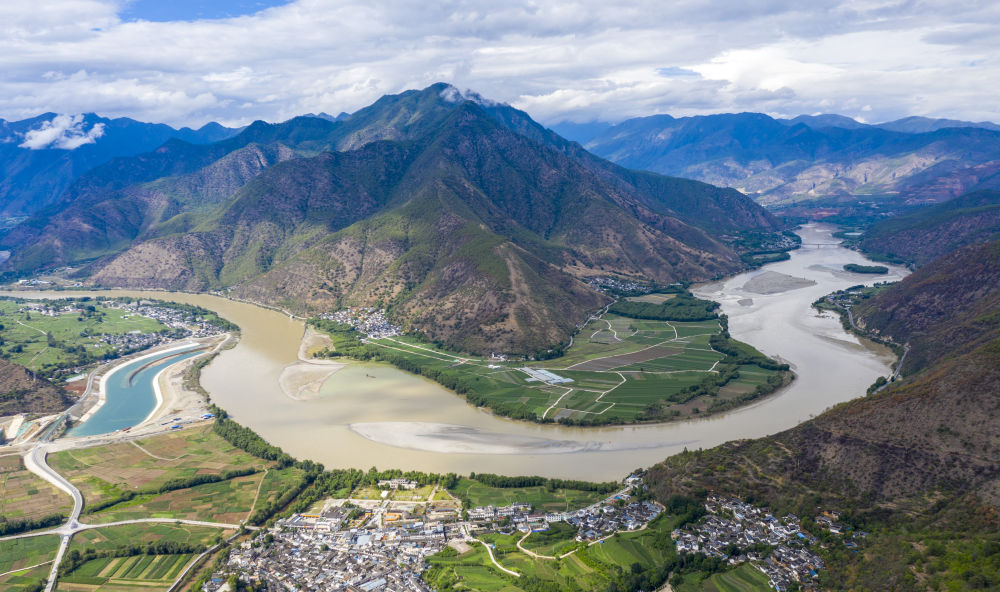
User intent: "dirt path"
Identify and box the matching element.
[129,440,187,462]
[245,469,270,521]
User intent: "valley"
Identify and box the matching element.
[1,224,904,483]
[0,73,993,592]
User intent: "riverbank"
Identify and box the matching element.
[0,226,912,480]
[277,327,345,401]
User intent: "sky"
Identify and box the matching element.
[1,0,998,128]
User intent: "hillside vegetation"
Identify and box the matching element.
[857,189,1000,266]
[0,85,780,354]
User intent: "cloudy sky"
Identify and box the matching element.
[2,0,997,127]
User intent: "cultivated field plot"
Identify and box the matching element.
[366,311,784,424]
[49,425,266,508]
[68,524,230,555]
[57,553,194,591]
[0,535,59,591]
[87,472,263,525]
[425,515,682,592]
[0,454,72,520]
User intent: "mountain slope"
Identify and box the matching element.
[0,113,239,218]
[853,239,1000,374]
[0,358,69,416]
[857,190,1000,266]
[85,101,772,353]
[573,112,1000,206]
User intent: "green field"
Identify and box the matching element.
[49,425,269,509]
[520,522,580,557]
[341,306,786,425]
[0,535,59,590]
[86,472,264,525]
[674,563,772,592]
[450,478,606,512]
[68,523,228,554]
[57,553,195,591]
[425,514,680,591]
[0,298,168,377]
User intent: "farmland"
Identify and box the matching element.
[675,563,772,592]
[321,296,789,425]
[0,535,59,591]
[424,514,681,591]
[48,425,268,509]
[0,454,72,520]
[56,552,196,591]
[68,523,230,554]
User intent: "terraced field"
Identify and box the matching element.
[364,307,786,425]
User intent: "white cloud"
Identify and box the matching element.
[0,0,996,126]
[19,114,106,149]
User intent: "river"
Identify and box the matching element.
[12,223,908,481]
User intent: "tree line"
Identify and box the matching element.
[469,472,618,493]
[608,291,720,322]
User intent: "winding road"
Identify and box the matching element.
[8,435,249,591]
[22,443,83,592]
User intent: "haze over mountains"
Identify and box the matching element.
[0,113,240,219]
[0,84,778,353]
[555,113,1000,207]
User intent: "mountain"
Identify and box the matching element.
[646,239,1000,589]
[779,113,868,129]
[0,84,779,354]
[875,115,1000,134]
[857,189,1000,266]
[854,239,1000,374]
[570,112,1000,207]
[0,113,240,218]
[0,358,68,416]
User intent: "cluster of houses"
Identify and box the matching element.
[377,478,418,490]
[318,307,402,339]
[671,494,827,591]
[585,276,649,294]
[112,300,230,338]
[207,523,446,592]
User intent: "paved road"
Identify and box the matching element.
[22,443,83,592]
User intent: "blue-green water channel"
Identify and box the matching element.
[68,345,204,437]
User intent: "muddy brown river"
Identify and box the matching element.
[11,224,908,480]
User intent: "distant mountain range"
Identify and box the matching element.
[0,113,242,218]
[553,113,1000,207]
[0,84,779,353]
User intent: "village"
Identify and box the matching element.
[318,307,403,339]
[202,475,666,591]
[671,494,865,591]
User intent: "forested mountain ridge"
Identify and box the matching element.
[0,84,777,276]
